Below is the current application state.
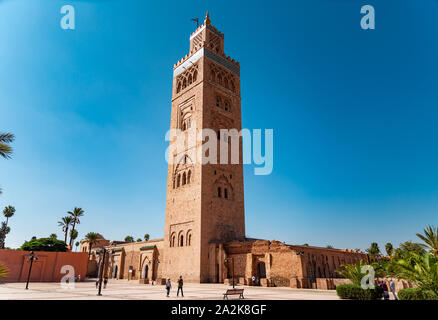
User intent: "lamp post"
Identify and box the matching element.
[25,251,38,290]
[224,257,235,289]
[96,248,113,296]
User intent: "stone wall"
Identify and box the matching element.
[0,249,88,282]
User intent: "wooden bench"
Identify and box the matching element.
[223,288,244,299]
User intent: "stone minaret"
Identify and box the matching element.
[163,12,245,283]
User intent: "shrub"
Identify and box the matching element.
[0,262,8,283]
[20,237,67,252]
[336,284,383,300]
[398,288,438,300]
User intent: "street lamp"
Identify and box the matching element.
[25,251,38,290]
[96,248,113,296]
[224,257,235,289]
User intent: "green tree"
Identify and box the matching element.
[302,243,309,247]
[136,238,142,242]
[0,133,14,159]
[49,233,57,239]
[0,222,10,249]
[0,262,8,283]
[70,229,78,248]
[385,243,394,257]
[20,237,68,252]
[386,252,438,295]
[68,207,84,248]
[417,225,438,257]
[75,241,80,251]
[0,206,15,249]
[394,241,426,259]
[85,232,100,257]
[124,236,134,243]
[58,216,73,244]
[336,260,370,285]
[366,242,381,257]
[326,245,334,249]
[144,234,150,241]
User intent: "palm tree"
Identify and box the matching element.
[124,236,134,243]
[386,252,438,295]
[3,206,15,228]
[0,262,8,283]
[144,234,150,241]
[385,243,394,257]
[70,229,78,248]
[0,133,14,159]
[58,216,73,244]
[417,225,438,257]
[336,260,369,285]
[366,242,381,257]
[85,232,99,258]
[49,233,57,239]
[1,206,15,249]
[67,207,84,248]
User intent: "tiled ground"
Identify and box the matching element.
[0,280,340,300]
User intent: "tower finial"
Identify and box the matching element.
[205,11,211,25]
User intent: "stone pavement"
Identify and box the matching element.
[0,280,340,300]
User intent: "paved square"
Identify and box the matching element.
[0,280,340,300]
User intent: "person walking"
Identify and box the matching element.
[177,276,184,297]
[389,279,397,300]
[104,277,108,289]
[251,276,256,286]
[381,281,390,300]
[95,279,99,289]
[166,278,172,297]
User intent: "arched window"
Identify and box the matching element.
[187,233,192,246]
[187,170,192,184]
[218,187,222,198]
[188,74,193,85]
[182,172,187,185]
[216,97,221,107]
[179,235,184,247]
[177,174,181,187]
[193,70,198,82]
[170,233,176,247]
[224,78,228,89]
[230,80,235,92]
[224,188,228,199]
[177,81,181,93]
[182,78,187,89]
[217,74,223,85]
[211,70,216,81]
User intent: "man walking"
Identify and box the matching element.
[165,278,171,297]
[389,279,397,300]
[177,275,184,297]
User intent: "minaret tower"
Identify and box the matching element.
[163,13,245,283]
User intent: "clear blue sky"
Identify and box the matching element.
[0,0,437,251]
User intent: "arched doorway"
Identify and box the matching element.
[257,262,266,279]
[113,265,118,279]
[144,264,149,279]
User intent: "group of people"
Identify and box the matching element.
[165,276,184,297]
[379,279,397,300]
